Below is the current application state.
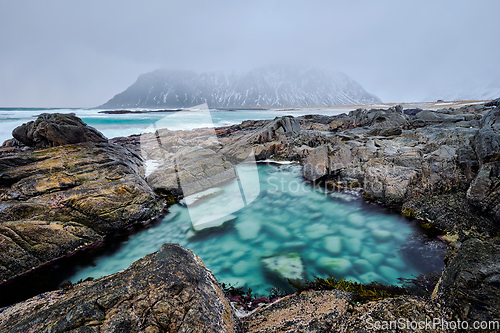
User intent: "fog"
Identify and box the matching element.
[1,0,499,107]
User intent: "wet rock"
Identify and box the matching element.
[0,244,241,333]
[0,116,164,281]
[183,187,224,206]
[402,192,492,232]
[12,113,107,148]
[435,238,500,321]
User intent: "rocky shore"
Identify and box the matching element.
[1,100,500,331]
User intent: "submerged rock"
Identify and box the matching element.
[0,244,241,333]
[262,252,304,281]
[317,257,352,275]
[192,214,237,231]
[183,187,224,206]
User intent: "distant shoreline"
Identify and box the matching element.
[97,107,273,114]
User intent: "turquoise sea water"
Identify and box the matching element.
[67,163,445,296]
[0,107,345,144]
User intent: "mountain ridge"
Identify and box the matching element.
[100,66,381,109]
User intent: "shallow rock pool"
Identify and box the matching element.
[68,163,445,296]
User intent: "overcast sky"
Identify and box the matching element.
[1,0,499,107]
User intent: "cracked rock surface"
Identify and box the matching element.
[0,115,164,281]
[0,243,241,333]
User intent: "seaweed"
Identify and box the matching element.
[288,276,408,303]
[60,277,94,291]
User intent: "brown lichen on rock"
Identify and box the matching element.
[243,290,353,332]
[0,244,241,333]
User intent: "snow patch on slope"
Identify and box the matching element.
[101,65,381,108]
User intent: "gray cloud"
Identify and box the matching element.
[1,0,499,107]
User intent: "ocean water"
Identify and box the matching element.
[67,163,445,296]
[0,107,346,144]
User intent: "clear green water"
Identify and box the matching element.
[68,163,445,296]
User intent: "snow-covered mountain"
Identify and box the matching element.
[100,66,381,108]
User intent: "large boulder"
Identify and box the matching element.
[472,107,500,164]
[467,107,500,220]
[220,116,301,161]
[0,115,164,281]
[435,238,500,321]
[251,116,301,144]
[324,107,408,132]
[364,164,418,204]
[466,162,500,221]
[303,145,329,181]
[347,107,409,129]
[412,110,475,128]
[12,113,107,148]
[0,244,241,333]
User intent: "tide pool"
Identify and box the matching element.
[67,163,445,296]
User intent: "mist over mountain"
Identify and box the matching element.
[100,66,381,109]
[424,79,500,102]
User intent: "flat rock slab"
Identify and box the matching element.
[0,244,241,333]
